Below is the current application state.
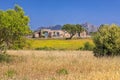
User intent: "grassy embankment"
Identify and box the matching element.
[27,38,94,50]
[0,51,120,80]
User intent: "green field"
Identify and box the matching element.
[28,39,94,50]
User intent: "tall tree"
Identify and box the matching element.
[76,24,84,37]
[62,24,84,39]
[62,24,76,39]
[0,5,31,53]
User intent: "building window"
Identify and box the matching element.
[57,32,60,36]
[43,31,48,38]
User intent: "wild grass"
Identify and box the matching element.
[0,50,120,80]
[27,39,94,50]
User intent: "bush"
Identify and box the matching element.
[57,68,68,75]
[0,54,22,63]
[5,69,16,78]
[83,42,94,51]
[35,46,56,50]
[77,42,94,51]
[10,38,31,50]
[93,24,120,57]
[77,47,84,50]
[0,54,13,63]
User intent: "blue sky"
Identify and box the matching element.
[0,0,120,30]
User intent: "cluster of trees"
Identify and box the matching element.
[62,24,120,57]
[0,5,31,53]
[93,24,120,57]
[62,24,84,39]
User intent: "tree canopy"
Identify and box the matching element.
[62,24,84,39]
[93,24,120,57]
[0,5,31,53]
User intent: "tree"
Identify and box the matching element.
[62,24,84,39]
[0,5,31,53]
[93,24,120,57]
[76,24,84,37]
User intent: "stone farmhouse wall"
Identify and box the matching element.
[33,29,88,38]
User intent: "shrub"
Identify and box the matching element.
[93,24,120,57]
[57,68,68,75]
[5,69,16,78]
[0,54,13,63]
[77,42,94,51]
[35,46,56,50]
[83,42,94,51]
[77,47,84,50]
[0,5,31,53]
[0,54,21,63]
[10,38,32,50]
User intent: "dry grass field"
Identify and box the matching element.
[0,50,120,80]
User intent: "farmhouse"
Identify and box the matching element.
[33,29,88,38]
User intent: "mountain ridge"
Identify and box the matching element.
[36,23,98,33]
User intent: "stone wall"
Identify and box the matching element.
[33,29,88,38]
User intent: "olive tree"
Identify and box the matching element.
[93,24,120,57]
[62,24,84,39]
[0,5,31,53]
[76,24,84,37]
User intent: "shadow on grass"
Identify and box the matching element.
[35,46,67,51]
[0,54,17,63]
[35,47,56,50]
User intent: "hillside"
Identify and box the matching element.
[36,23,98,33]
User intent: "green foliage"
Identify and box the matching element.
[90,32,97,36]
[62,24,84,39]
[57,68,68,75]
[76,24,84,35]
[0,5,31,53]
[11,38,31,50]
[83,42,94,51]
[35,46,56,50]
[93,24,120,57]
[0,54,13,63]
[5,69,16,78]
[77,42,94,51]
[77,47,84,50]
[0,43,7,54]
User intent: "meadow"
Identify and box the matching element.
[0,50,120,80]
[28,39,94,50]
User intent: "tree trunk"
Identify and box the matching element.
[78,32,81,38]
[66,34,74,40]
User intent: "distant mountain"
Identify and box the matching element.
[37,25,62,30]
[81,22,98,33]
[50,25,62,30]
[36,23,98,33]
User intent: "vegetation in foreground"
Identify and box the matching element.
[93,24,120,57]
[28,39,94,50]
[0,51,120,80]
[0,5,31,53]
